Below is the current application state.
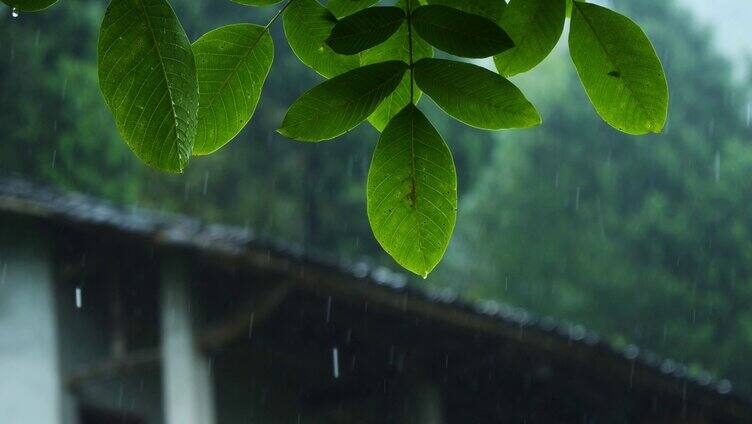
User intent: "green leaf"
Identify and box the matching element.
[367,104,457,277]
[230,0,283,6]
[326,7,406,55]
[1,0,57,12]
[566,0,586,18]
[98,0,198,173]
[283,0,360,78]
[426,0,505,22]
[411,5,514,58]
[279,61,408,141]
[494,0,566,77]
[360,1,433,131]
[192,24,274,155]
[326,0,378,19]
[414,58,540,130]
[569,2,668,134]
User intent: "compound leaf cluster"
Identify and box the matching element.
[7,0,669,277]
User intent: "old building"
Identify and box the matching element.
[0,178,749,424]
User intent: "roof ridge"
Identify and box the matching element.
[0,176,746,407]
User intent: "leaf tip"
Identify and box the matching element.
[161,165,186,175]
[532,111,543,126]
[171,161,188,174]
[404,263,433,279]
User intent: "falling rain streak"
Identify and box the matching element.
[75,287,82,309]
[714,151,721,182]
[248,313,255,339]
[1,0,751,417]
[332,347,340,379]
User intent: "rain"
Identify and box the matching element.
[0,0,751,423]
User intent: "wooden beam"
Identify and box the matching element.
[200,281,295,351]
[62,281,295,387]
[108,273,127,360]
[64,348,160,387]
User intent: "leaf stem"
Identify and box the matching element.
[265,0,295,30]
[406,0,415,104]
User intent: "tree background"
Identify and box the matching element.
[2,0,751,397]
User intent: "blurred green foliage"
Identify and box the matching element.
[441,0,752,397]
[1,0,751,397]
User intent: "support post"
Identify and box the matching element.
[0,217,62,424]
[160,253,216,424]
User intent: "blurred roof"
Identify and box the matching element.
[0,177,750,421]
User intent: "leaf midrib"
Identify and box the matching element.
[407,113,429,274]
[199,28,268,115]
[330,16,404,44]
[421,61,508,111]
[420,20,504,45]
[497,0,551,75]
[284,64,406,133]
[416,7,508,47]
[573,2,656,130]
[136,0,181,145]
